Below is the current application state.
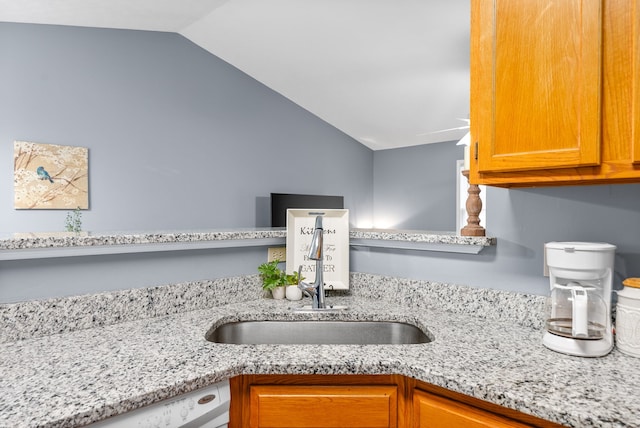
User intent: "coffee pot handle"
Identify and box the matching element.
[571,288,589,337]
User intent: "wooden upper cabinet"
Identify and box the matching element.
[634,0,640,164]
[470,0,640,187]
[473,0,602,173]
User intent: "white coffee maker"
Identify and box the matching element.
[543,242,616,357]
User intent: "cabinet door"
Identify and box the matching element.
[472,0,603,173]
[249,384,397,428]
[413,389,529,428]
[633,0,640,164]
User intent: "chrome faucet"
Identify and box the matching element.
[298,215,326,309]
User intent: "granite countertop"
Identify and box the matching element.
[349,228,496,245]
[1,274,638,428]
[0,228,287,250]
[0,228,494,251]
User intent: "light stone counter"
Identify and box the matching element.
[0,228,494,259]
[0,229,288,260]
[0,229,287,250]
[2,273,636,428]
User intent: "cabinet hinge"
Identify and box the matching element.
[474,141,478,160]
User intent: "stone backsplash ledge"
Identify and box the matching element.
[0,273,546,343]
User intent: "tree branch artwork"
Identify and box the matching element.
[13,141,89,210]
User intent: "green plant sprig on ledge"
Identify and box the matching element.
[257,260,303,291]
[65,207,83,233]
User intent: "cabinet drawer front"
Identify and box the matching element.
[473,0,602,173]
[413,389,529,428]
[250,385,397,428]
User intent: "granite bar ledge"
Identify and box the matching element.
[0,228,495,260]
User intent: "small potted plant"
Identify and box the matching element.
[257,260,302,300]
[284,271,304,301]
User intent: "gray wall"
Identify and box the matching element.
[0,247,269,302]
[373,142,460,230]
[363,142,640,295]
[0,23,373,233]
[0,23,372,302]
[2,23,639,303]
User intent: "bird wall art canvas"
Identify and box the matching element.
[13,141,89,209]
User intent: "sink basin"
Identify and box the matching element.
[206,321,431,345]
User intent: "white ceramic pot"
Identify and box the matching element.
[616,278,640,358]
[271,286,286,300]
[285,285,303,301]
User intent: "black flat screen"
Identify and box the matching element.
[270,193,344,227]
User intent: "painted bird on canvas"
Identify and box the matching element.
[36,166,54,183]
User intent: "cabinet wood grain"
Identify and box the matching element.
[230,375,406,428]
[633,0,640,163]
[250,385,397,427]
[473,0,602,173]
[413,389,529,428]
[470,0,640,187]
[229,375,565,428]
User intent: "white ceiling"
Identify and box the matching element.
[0,0,470,150]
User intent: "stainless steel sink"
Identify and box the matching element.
[206,321,431,345]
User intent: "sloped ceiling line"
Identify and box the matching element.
[0,0,470,150]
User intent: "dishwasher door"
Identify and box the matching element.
[90,379,230,428]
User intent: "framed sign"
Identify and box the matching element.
[285,209,349,290]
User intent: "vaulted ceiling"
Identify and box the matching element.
[0,0,470,150]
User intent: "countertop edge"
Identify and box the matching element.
[0,228,495,252]
[0,228,497,261]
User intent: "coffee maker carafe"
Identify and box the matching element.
[543,242,616,357]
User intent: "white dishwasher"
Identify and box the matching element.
[90,379,230,428]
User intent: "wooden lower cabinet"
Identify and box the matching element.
[229,375,564,428]
[413,389,528,428]
[230,375,403,428]
[249,384,397,427]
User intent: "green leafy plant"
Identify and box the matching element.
[257,260,303,291]
[65,207,83,233]
[284,272,302,286]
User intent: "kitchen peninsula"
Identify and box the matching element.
[1,230,638,427]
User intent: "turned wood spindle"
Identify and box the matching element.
[460,170,485,237]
